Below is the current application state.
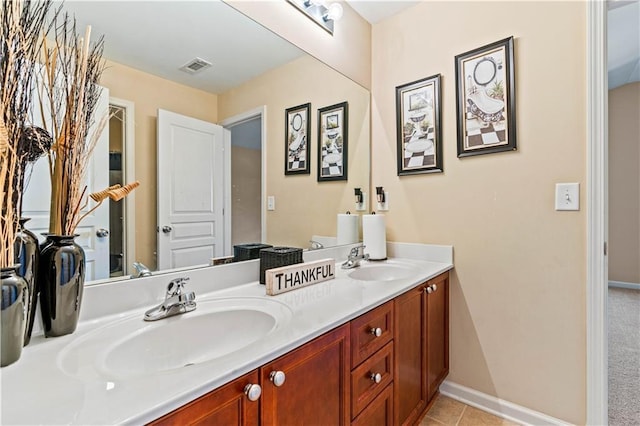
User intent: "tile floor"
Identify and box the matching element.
[419,395,519,426]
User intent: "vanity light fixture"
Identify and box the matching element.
[287,0,343,35]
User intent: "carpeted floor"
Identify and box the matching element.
[608,287,640,426]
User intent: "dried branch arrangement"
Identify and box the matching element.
[78,180,140,230]
[0,0,54,268]
[38,12,107,236]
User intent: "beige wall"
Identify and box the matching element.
[218,55,370,248]
[371,2,586,423]
[608,82,640,284]
[225,0,371,90]
[232,145,262,245]
[100,61,218,270]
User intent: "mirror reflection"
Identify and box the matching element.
[25,0,370,284]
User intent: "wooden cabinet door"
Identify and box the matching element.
[149,370,259,426]
[394,284,428,426]
[260,324,350,426]
[426,272,449,401]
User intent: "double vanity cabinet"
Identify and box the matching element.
[151,271,449,426]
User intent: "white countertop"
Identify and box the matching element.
[1,243,452,425]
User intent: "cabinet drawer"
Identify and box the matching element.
[350,301,394,367]
[351,383,393,426]
[351,341,394,419]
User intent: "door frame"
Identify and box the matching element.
[109,97,136,277]
[586,1,607,424]
[220,106,267,256]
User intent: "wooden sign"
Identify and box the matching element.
[265,258,335,296]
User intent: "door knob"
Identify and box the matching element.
[270,370,286,387]
[162,225,172,234]
[244,383,262,401]
[96,228,109,238]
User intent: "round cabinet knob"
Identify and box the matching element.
[244,384,262,401]
[270,370,286,387]
[425,286,433,294]
[370,327,383,337]
[370,373,382,383]
[431,284,438,292]
[96,228,109,238]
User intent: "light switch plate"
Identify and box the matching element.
[555,183,579,211]
[267,196,275,211]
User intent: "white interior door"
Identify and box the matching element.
[22,88,110,281]
[157,109,226,270]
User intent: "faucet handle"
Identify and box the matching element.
[350,244,366,257]
[166,277,190,296]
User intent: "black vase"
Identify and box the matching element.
[1,266,28,367]
[39,235,85,338]
[15,218,39,346]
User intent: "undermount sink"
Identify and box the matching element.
[58,297,292,380]
[348,263,415,282]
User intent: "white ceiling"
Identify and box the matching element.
[344,0,419,24]
[55,1,305,94]
[608,0,640,89]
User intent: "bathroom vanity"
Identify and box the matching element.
[151,272,449,426]
[0,243,452,425]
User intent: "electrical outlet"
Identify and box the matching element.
[356,192,367,211]
[377,191,389,211]
[555,183,579,211]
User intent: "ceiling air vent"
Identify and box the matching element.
[180,57,212,74]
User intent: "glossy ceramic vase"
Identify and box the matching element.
[1,266,28,367]
[39,235,85,337]
[15,218,39,346]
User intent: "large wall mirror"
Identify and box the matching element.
[36,0,370,284]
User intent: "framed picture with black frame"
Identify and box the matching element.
[395,74,443,175]
[317,101,348,182]
[285,103,311,175]
[455,36,516,157]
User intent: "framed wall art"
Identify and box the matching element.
[285,103,311,175]
[455,36,516,157]
[317,101,348,182]
[395,74,442,175]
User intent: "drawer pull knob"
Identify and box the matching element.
[370,373,382,383]
[244,384,262,401]
[425,286,433,294]
[432,284,438,292]
[270,370,286,387]
[370,327,383,337]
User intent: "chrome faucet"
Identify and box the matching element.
[309,240,324,250]
[144,277,196,321]
[132,261,152,278]
[341,244,369,269]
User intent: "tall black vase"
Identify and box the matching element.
[1,266,28,367]
[39,235,85,338]
[15,218,39,346]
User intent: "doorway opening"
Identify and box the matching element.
[108,98,136,277]
[221,106,267,256]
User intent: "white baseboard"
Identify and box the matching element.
[608,280,640,290]
[439,381,572,426]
